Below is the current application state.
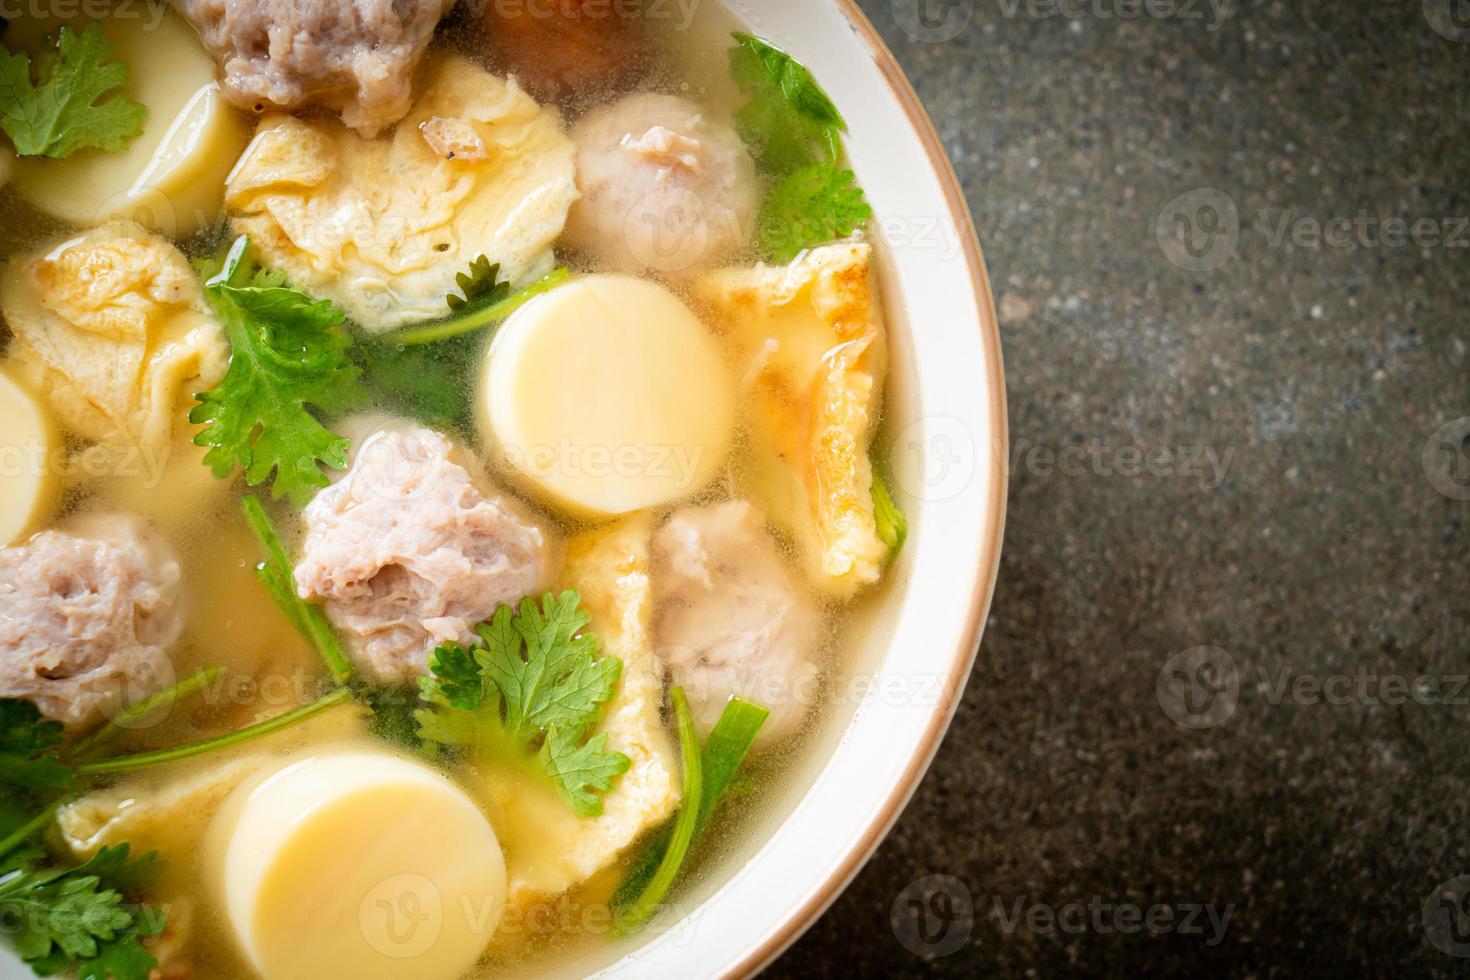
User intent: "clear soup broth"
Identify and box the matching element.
[0,1,906,977]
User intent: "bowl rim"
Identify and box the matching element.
[717,2,1009,975]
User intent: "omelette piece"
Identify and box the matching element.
[476,514,681,910]
[693,242,889,599]
[0,222,228,458]
[225,56,579,334]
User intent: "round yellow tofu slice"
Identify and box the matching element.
[10,10,250,238]
[479,276,736,517]
[208,751,507,980]
[0,371,59,546]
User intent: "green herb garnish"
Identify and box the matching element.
[613,687,705,935]
[446,255,510,313]
[871,466,907,558]
[0,844,165,980]
[0,24,147,158]
[390,266,570,347]
[730,33,843,174]
[242,495,354,684]
[70,667,223,760]
[0,701,74,807]
[758,165,873,263]
[191,236,365,506]
[416,591,631,817]
[730,33,873,262]
[74,688,353,778]
[354,335,480,432]
[611,696,769,927]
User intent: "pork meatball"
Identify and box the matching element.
[174,0,452,136]
[0,513,183,728]
[294,424,549,684]
[652,500,820,745]
[566,94,759,276]
[484,0,651,104]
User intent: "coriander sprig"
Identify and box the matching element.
[191,236,365,506]
[729,32,874,262]
[0,24,147,158]
[614,687,703,936]
[242,495,354,684]
[74,689,353,777]
[611,696,770,930]
[416,591,631,816]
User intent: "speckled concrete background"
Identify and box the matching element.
[772,1,1470,976]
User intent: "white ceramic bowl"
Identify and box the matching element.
[0,3,1005,978]
[591,1,1009,976]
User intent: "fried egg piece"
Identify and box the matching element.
[224,56,578,334]
[693,242,889,599]
[0,222,227,459]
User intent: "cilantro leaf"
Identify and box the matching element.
[416,592,631,816]
[730,32,843,174]
[422,642,487,713]
[0,24,147,158]
[0,701,73,798]
[4,875,131,961]
[478,594,622,742]
[360,687,425,751]
[191,236,366,506]
[446,255,510,313]
[757,165,873,262]
[540,728,630,817]
[72,922,163,980]
[0,845,164,979]
[0,700,75,861]
[70,845,162,897]
[354,334,480,433]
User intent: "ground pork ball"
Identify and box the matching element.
[0,512,183,728]
[566,93,759,276]
[652,500,821,745]
[293,424,549,684]
[483,0,652,105]
[174,0,452,136]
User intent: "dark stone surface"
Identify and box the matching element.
[772,1,1470,976]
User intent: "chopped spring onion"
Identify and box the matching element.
[612,696,770,926]
[389,267,572,347]
[71,666,223,759]
[243,495,354,684]
[614,687,703,936]
[74,688,354,777]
